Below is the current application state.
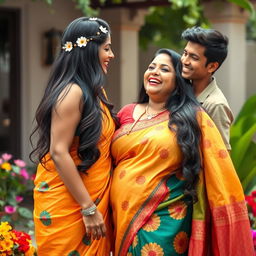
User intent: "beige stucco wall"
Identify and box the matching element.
[246,41,256,99]
[1,0,82,162]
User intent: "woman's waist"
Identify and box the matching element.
[112,162,181,180]
[111,166,182,198]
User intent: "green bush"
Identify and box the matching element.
[230,94,256,194]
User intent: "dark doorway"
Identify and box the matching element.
[0,8,21,157]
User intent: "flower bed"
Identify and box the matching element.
[0,153,34,228]
[0,221,36,255]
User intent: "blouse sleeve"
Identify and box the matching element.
[117,104,136,126]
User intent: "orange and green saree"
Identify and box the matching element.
[34,102,115,255]
[110,104,254,256]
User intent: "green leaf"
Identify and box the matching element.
[26,220,35,229]
[75,0,98,16]
[139,2,208,50]
[235,143,256,180]
[231,123,256,169]
[18,207,33,219]
[242,166,256,192]
[227,0,255,18]
[0,215,11,222]
[0,200,4,207]
[12,165,20,174]
[235,94,256,124]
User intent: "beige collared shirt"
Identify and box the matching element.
[197,77,234,150]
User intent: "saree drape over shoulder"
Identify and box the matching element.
[110,104,254,256]
[34,102,115,256]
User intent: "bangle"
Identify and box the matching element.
[81,204,97,216]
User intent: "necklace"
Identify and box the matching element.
[145,104,166,120]
[126,109,146,135]
[126,104,167,135]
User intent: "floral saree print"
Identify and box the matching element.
[110,104,254,256]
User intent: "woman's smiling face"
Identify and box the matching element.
[98,35,114,74]
[144,53,176,102]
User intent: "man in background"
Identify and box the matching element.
[181,26,234,151]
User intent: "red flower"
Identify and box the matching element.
[12,230,31,253]
[245,191,256,217]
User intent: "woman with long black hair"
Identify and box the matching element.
[30,17,116,255]
[110,48,253,255]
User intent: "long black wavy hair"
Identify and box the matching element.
[30,17,116,172]
[138,48,202,202]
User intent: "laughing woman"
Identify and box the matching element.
[30,17,116,255]
[110,48,254,256]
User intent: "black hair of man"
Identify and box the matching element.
[181,26,228,70]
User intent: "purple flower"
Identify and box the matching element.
[4,205,16,214]
[14,159,26,168]
[16,195,24,203]
[0,158,3,165]
[1,153,12,161]
[20,168,29,180]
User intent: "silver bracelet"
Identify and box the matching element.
[81,204,97,216]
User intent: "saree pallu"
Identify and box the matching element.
[110,104,254,256]
[188,112,254,256]
[34,102,115,256]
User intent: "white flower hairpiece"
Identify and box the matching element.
[99,25,108,34]
[62,41,73,52]
[89,17,98,21]
[62,25,108,52]
[76,36,87,47]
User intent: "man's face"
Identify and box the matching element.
[181,41,213,81]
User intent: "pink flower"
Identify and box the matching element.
[4,205,16,214]
[0,158,3,165]
[14,159,26,168]
[252,229,256,240]
[1,153,12,161]
[20,168,29,180]
[16,196,24,203]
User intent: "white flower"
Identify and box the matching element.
[63,41,73,52]
[99,25,108,34]
[76,36,87,47]
[89,17,97,21]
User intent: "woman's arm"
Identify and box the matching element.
[50,83,105,240]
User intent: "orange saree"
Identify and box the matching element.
[34,102,115,256]
[110,104,254,256]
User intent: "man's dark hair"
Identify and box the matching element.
[182,26,228,70]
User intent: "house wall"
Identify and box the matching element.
[246,41,256,100]
[1,0,82,162]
